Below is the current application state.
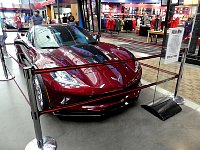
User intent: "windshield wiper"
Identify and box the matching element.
[40,46,59,49]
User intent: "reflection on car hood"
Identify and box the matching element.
[43,44,138,92]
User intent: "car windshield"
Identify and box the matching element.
[34,25,96,49]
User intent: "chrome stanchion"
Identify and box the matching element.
[172,48,187,105]
[24,66,57,150]
[2,43,11,59]
[173,1,200,104]
[0,45,15,81]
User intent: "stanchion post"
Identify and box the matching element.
[24,66,43,149]
[172,48,188,104]
[2,43,11,59]
[24,66,57,150]
[0,45,8,79]
[0,45,14,81]
[173,1,200,104]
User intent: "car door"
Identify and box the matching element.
[21,29,37,65]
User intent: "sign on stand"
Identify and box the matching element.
[164,27,184,64]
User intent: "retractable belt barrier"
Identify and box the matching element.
[22,51,180,149]
[3,29,184,149]
[31,56,179,116]
[0,34,15,81]
[101,33,185,53]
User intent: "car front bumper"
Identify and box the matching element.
[52,81,141,117]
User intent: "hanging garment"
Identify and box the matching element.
[115,19,122,31]
[137,18,141,27]
[101,19,107,29]
[151,19,155,29]
[198,38,200,46]
[123,20,133,31]
[143,16,150,25]
[151,18,160,30]
[106,19,110,30]
[184,20,193,38]
[109,19,115,31]
[169,17,179,28]
[132,20,136,29]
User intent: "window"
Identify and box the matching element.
[34,26,59,49]
[34,25,96,49]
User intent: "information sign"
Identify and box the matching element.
[164,27,184,64]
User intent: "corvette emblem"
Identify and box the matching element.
[111,75,121,82]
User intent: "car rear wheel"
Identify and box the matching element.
[34,75,50,111]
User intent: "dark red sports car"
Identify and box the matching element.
[14,25,142,116]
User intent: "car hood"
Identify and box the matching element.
[41,44,138,93]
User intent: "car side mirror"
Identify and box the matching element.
[93,34,97,40]
[92,33,101,42]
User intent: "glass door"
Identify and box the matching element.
[79,0,101,32]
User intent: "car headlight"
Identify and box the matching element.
[128,52,140,73]
[44,63,79,85]
[135,61,140,73]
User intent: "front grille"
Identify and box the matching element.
[79,80,141,105]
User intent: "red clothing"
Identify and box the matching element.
[132,20,136,29]
[169,17,179,28]
[183,33,200,46]
[14,16,22,28]
[151,18,160,30]
[106,19,115,31]
[151,19,155,29]
[183,33,191,43]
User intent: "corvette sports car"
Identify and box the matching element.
[14,25,142,116]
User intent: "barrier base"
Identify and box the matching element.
[0,75,15,81]
[173,96,185,105]
[141,97,182,121]
[25,136,57,150]
[4,55,11,59]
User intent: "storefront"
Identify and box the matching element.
[44,0,79,23]
[0,2,32,26]
[78,0,101,32]
[99,0,198,31]
[33,0,55,21]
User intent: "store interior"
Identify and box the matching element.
[0,0,200,149]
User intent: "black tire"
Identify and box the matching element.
[34,74,50,111]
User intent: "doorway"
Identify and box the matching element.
[78,0,101,32]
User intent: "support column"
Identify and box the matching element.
[189,4,200,54]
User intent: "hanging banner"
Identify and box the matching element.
[164,27,184,64]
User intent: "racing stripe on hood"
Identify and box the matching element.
[70,45,109,63]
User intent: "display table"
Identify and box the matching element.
[147,30,165,43]
[139,26,150,36]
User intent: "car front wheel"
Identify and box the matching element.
[34,75,50,111]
